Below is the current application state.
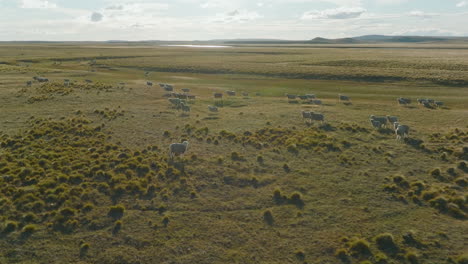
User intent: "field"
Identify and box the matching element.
[0,43,467,264]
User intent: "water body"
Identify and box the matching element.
[161,45,232,48]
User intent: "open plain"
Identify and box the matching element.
[0,43,467,264]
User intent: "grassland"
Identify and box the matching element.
[0,43,467,264]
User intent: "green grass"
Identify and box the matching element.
[0,43,466,264]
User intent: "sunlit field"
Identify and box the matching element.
[0,43,467,264]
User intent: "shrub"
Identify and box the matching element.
[162,216,170,227]
[335,248,349,261]
[374,252,389,264]
[374,233,398,253]
[456,255,468,264]
[113,220,122,234]
[3,221,18,233]
[108,205,125,219]
[405,251,419,264]
[349,239,371,257]
[289,192,304,208]
[263,210,274,225]
[283,163,290,172]
[22,224,37,235]
[294,250,305,261]
[430,168,441,177]
[256,155,264,163]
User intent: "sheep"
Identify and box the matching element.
[395,124,410,140]
[386,115,398,124]
[306,94,316,99]
[339,94,350,101]
[298,95,308,100]
[36,77,48,82]
[417,98,427,105]
[370,115,388,128]
[370,119,381,129]
[187,95,196,100]
[147,81,153,86]
[164,85,174,92]
[181,104,191,113]
[310,112,325,122]
[397,97,411,105]
[214,93,223,99]
[242,92,249,97]
[301,111,312,122]
[168,98,181,107]
[435,101,444,107]
[169,141,189,160]
[226,90,236,96]
[182,88,190,93]
[286,94,297,100]
[393,122,400,130]
[26,81,32,86]
[208,105,218,112]
[311,99,322,105]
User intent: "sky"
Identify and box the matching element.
[1,0,468,41]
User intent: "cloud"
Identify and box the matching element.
[20,0,56,9]
[211,9,262,23]
[375,0,408,4]
[302,7,366,20]
[408,10,436,18]
[457,1,467,7]
[91,12,103,22]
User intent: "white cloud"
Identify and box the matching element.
[20,0,56,9]
[211,9,262,23]
[456,1,467,7]
[302,7,366,20]
[408,10,436,18]
[375,0,408,5]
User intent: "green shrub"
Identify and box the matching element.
[108,204,125,219]
[456,255,468,264]
[294,250,305,261]
[3,221,18,233]
[162,216,170,227]
[349,238,371,257]
[405,251,419,264]
[335,248,349,261]
[289,192,304,207]
[263,210,274,225]
[374,233,398,253]
[22,224,37,234]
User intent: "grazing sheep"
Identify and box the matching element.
[370,115,388,128]
[397,97,411,105]
[242,92,249,97]
[306,94,316,99]
[395,124,410,140]
[392,122,400,130]
[286,94,297,100]
[370,119,381,129]
[181,104,190,113]
[36,77,48,82]
[187,95,196,100]
[169,141,189,160]
[226,90,236,96]
[311,99,322,105]
[386,115,398,124]
[164,85,174,92]
[301,111,312,122]
[147,81,153,86]
[182,88,190,93]
[26,81,32,86]
[168,98,181,107]
[339,94,350,101]
[214,93,223,99]
[298,95,308,100]
[435,101,444,107]
[159,83,166,88]
[423,101,433,108]
[208,105,218,112]
[417,98,427,105]
[310,112,325,122]
[427,99,435,104]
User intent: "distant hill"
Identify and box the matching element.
[221,35,468,45]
